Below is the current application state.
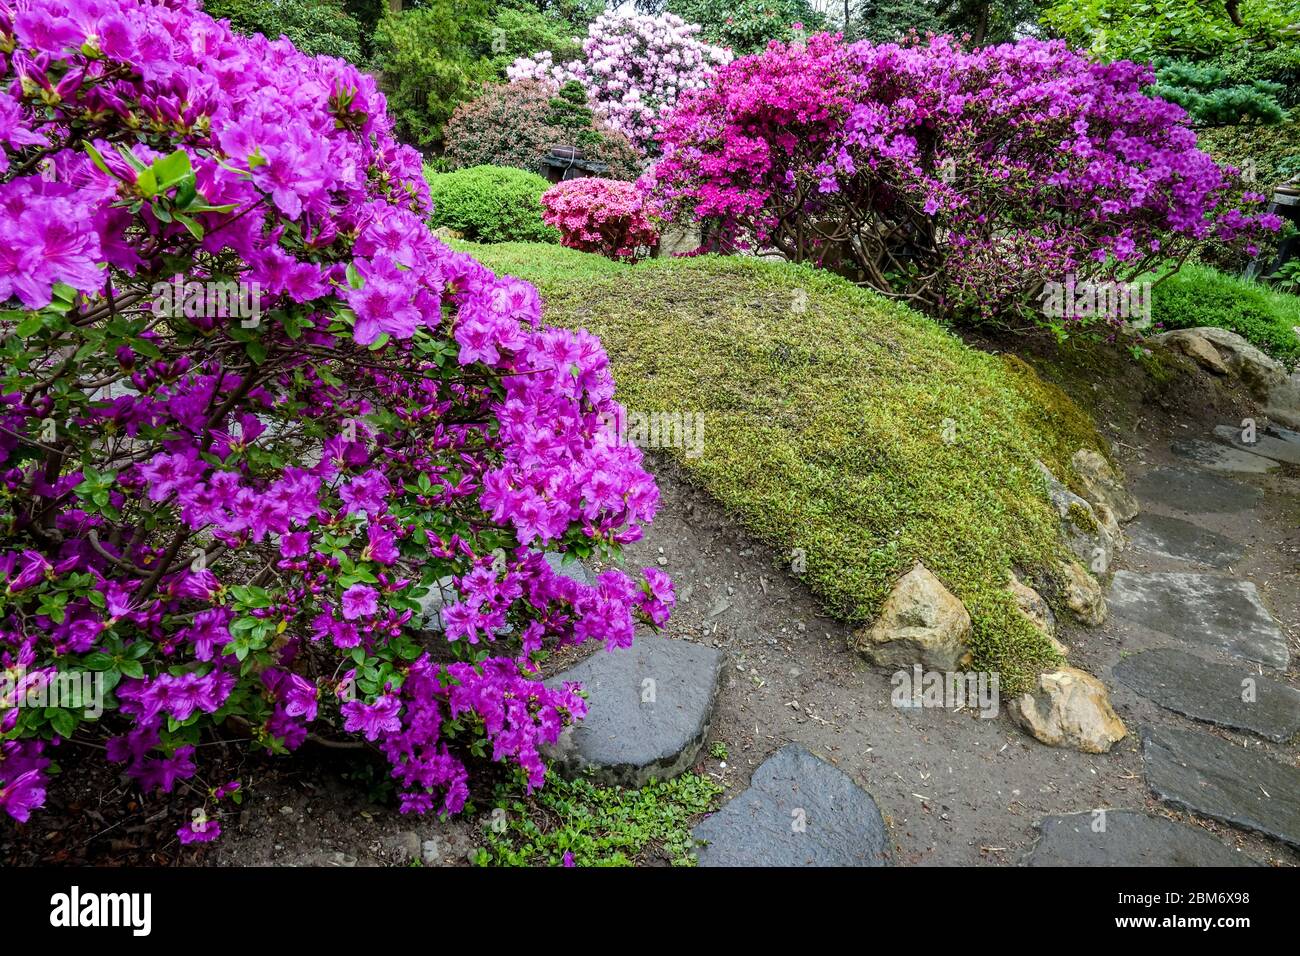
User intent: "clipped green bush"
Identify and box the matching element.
[425,165,560,243]
[1152,264,1300,368]
[460,242,1114,694]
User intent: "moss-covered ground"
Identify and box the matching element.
[459,243,1109,693]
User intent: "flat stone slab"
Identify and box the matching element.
[1265,422,1300,444]
[543,550,593,586]
[1109,571,1289,669]
[1171,438,1278,474]
[1026,810,1255,866]
[692,744,890,867]
[1213,424,1300,466]
[1142,725,1300,849]
[544,633,722,787]
[1126,513,1243,569]
[1114,648,1300,742]
[1129,466,1262,514]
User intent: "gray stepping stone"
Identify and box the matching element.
[1114,648,1300,742]
[1265,422,1300,444]
[543,550,593,586]
[1213,424,1300,466]
[1126,513,1243,568]
[692,743,890,867]
[1142,725,1300,849]
[1129,466,1262,514]
[1109,571,1289,668]
[417,552,591,633]
[544,633,722,787]
[1171,438,1278,474]
[1026,810,1255,866]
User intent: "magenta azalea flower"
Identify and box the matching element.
[340,584,379,620]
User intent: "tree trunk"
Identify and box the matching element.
[972,2,989,45]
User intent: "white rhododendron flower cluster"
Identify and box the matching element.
[508,12,732,153]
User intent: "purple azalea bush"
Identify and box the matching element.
[508,11,731,155]
[651,33,1281,325]
[0,0,672,834]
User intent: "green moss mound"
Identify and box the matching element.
[1152,264,1300,369]
[461,243,1109,693]
[424,165,558,244]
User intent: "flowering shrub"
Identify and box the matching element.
[542,179,659,260]
[508,11,731,154]
[0,0,670,833]
[652,33,1280,326]
[443,80,642,181]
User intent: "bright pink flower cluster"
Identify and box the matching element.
[508,11,731,154]
[0,0,671,834]
[541,178,660,260]
[652,33,1280,322]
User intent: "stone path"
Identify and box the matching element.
[1170,437,1279,474]
[1143,726,1300,848]
[1124,513,1243,568]
[1026,810,1256,867]
[544,631,723,787]
[691,744,890,866]
[1030,420,1300,864]
[1109,571,1289,668]
[1129,465,1262,513]
[1212,424,1300,466]
[1114,648,1300,742]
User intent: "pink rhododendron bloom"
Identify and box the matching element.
[652,32,1277,324]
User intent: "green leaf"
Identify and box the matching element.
[81,652,115,672]
[174,212,204,240]
[49,709,77,739]
[135,167,158,198]
[84,142,112,177]
[151,149,193,190]
[118,660,145,679]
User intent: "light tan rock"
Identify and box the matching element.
[655,223,702,257]
[853,562,973,671]
[1265,368,1300,431]
[1157,329,1230,375]
[1036,461,1123,573]
[1071,449,1139,523]
[1008,571,1067,656]
[1009,667,1127,753]
[1153,327,1287,397]
[1057,559,1106,626]
[1092,502,1127,554]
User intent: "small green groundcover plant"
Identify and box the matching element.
[473,769,724,866]
[425,165,560,244]
[1151,263,1300,368]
